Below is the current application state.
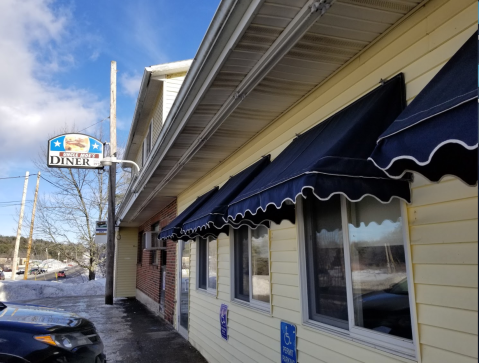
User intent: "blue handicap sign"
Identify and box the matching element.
[220,304,228,340]
[280,321,297,363]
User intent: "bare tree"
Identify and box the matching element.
[33,128,129,280]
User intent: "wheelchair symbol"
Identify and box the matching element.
[283,325,292,346]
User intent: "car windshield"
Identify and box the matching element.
[389,278,409,295]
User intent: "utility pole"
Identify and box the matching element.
[11,171,29,280]
[24,172,40,280]
[105,60,117,305]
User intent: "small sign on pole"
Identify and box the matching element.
[220,304,228,340]
[95,221,107,244]
[95,221,108,235]
[280,321,297,363]
[47,134,104,169]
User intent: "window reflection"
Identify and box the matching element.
[348,198,412,339]
[208,238,217,290]
[251,226,270,303]
[234,226,249,301]
[304,195,348,329]
[180,241,190,330]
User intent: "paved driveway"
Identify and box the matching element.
[22,296,207,363]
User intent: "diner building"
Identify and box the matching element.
[115,1,478,362]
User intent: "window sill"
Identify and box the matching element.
[231,299,271,316]
[302,321,416,362]
[196,288,217,298]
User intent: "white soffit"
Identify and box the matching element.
[122,0,426,225]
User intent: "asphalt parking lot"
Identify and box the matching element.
[22,296,207,363]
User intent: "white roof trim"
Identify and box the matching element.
[147,59,193,78]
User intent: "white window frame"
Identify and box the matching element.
[196,236,217,295]
[143,232,167,250]
[230,226,271,312]
[297,196,418,359]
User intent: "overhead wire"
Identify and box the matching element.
[77,116,110,133]
[0,200,33,203]
[40,175,104,205]
[0,174,37,180]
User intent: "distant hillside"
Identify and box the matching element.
[0,235,81,261]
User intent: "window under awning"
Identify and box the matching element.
[226,73,412,227]
[180,156,271,239]
[159,187,218,242]
[369,31,478,186]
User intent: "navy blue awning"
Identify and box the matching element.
[159,187,218,241]
[226,73,411,227]
[369,32,478,185]
[180,156,271,239]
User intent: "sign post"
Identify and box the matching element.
[105,60,117,305]
[280,321,297,363]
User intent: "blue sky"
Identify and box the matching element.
[0,0,220,236]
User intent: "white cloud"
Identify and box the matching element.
[0,0,105,172]
[119,72,142,98]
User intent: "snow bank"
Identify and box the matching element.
[0,278,105,302]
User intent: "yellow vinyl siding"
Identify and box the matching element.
[151,88,164,144]
[114,227,138,297]
[409,175,478,360]
[133,89,163,168]
[163,72,187,122]
[133,72,187,168]
[179,0,478,362]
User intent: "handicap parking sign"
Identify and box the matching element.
[220,304,228,340]
[280,321,297,363]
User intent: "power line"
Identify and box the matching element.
[0,174,37,180]
[77,116,110,133]
[0,200,33,204]
[40,175,103,205]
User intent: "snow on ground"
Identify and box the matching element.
[0,276,105,302]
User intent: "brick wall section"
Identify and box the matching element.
[136,199,177,324]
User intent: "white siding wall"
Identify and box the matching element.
[179,0,478,362]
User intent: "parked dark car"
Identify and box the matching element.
[0,301,105,362]
[352,278,412,340]
[15,270,24,275]
[58,271,66,278]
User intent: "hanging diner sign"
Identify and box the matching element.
[47,134,104,169]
